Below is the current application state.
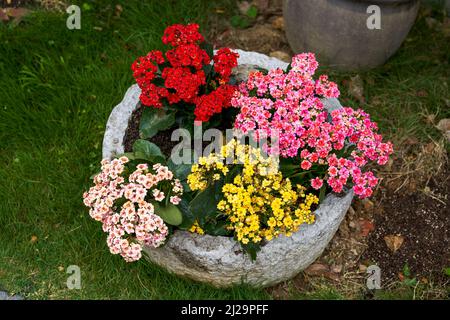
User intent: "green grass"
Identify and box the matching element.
[0,1,448,299]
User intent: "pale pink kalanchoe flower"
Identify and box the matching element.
[83,157,182,262]
[152,189,165,202]
[170,196,181,205]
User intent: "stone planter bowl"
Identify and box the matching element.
[102,50,354,287]
[284,0,420,70]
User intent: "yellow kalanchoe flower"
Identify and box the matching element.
[187,140,319,245]
[189,220,204,235]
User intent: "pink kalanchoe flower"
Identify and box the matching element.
[311,177,323,190]
[290,53,319,78]
[232,53,393,199]
[315,75,340,98]
[301,160,312,170]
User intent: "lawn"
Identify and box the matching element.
[0,0,448,300]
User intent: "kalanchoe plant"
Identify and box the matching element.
[232,53,393,199]
[83,154,184,262]
[83,138,200,262]
[186,139,319,259]
[131,23,239,140]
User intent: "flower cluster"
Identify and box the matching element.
[213,48,239,83]
[83,157,183,262]
[194,84,236,122]
[189,220,205,235]
[161,23,205,46]
[233,53,339,158]
[232,53,393,198]
[131,23,239,122]
[290,52,319,77]
[188,140,319,245]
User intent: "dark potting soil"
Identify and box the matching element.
[123,106,142,153]
[362,165,450,284]
[123,106,179,156]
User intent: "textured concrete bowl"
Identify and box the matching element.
[284,0,420,70]
[102,50,354,287]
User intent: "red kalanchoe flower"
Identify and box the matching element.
[194,84,236,122]
[162,23,204,46]
[162,67,206,103]
[131,23,239,122]
[165,44,210,70]
[131,50,164,88]
[194,92,222,122]
[139,83,169,108]
[213,48,239,82]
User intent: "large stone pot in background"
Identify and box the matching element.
[283,0,420,70]
[103,50,354,287]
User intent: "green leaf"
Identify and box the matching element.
[89,171,100,180]
[200,42,214,60]
[241,242,261,261]
[181,180,191,193]
[139,107,176,139]
[287,170,310,179]
[153,202,183,226]
[152,77,165,87]
[174,112,195,135]
[203,220,230,236]
[177,199,196,229]
[202,63,213,77]
[132,139,165,163]
[403,278,417,287]
[443,267,450,277]
[286,63,292,73]
[279,160,298,177]
[157,61,170,72]
[189,180,224,223]
[319,184,327,203]
[133,139,164,158]
[230,15,251,29]
[168,158,192,181]
[280,163,300,170]
[403,263,411,278]
[82,3,93,11]
[224,165,242,184]
[246,5,258,19]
